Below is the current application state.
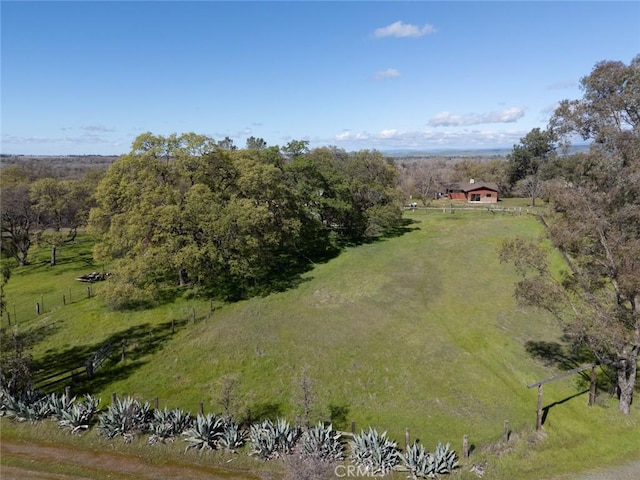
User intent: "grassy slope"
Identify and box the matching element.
[2,210,639,479]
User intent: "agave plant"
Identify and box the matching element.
[349,427,401,475]
[58,395,101,434]
[248,418,301,459]
[300,422,343,461]
[402,442,434,479]
[218,418,246,452]
[431,442,458,476]
[1,389,50,422]
[182,413,226,452]
[149,407,193,443]
[400,441,458,479]
[98,396,152,439]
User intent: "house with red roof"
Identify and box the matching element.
[446,179,499,203]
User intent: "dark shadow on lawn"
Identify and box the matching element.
[241,402,283,427]
[328,403,351,432]
[541,389,590,426]
[525,339,595,382]
[32,318,189,395]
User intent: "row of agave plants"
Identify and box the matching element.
[0,388,458,478]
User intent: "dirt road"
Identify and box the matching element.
[0,438,268,480]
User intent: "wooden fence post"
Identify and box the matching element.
[536,385,544,431]
[6,312,10,326]
[351,421,356,435]
[111,392,117,404]
[405,427,410,452]
[503,420,510,442]
[199,402,204,415]
[155,397,159,410]
[65,385,72,404]
[87,286,91,298]
[191,307,196,323]
[589,365,597,406]
[171,318,175,334]
[36,302,40,315]
[463,434,469,459]
[63,294,66,306]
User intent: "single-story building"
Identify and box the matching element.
[446,179,499,203]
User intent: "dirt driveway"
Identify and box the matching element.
[0,438,269,480]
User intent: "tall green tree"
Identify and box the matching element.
[502,56,640,413]
[30,178,69,266]
[507,127,557,206]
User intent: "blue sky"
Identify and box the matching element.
[2,1,639,155]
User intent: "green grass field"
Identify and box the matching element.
[2,209,639,479]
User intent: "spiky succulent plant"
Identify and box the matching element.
[98,396,152,439]
[182,413,226,452]
[401,441,459,478]
[149,407,193,443]
[300,422,343,461]
[57,395,101,434]
[248,418,301,459]
[349,427,401,475]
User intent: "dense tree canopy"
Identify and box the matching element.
[89,133,403,307]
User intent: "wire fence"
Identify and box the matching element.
[405,204,542,215]
[2,282,96,329]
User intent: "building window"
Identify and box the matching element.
[486,193,492,197]
[470,193,481,202]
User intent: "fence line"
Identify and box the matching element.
[406,204,538,215]
[2,282,95,328]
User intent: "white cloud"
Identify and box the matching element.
[379,129,398,138]
[331,127,528,151]
[374,21,436,39]
[428,107,525,127]
[335,130,370,142]
[374,68,401,80]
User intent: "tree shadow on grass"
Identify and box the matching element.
[541,389,590,426]
[31,318,190,395]
[241,402,283,427]
[328,403,350,432]
[525,338,594,370]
